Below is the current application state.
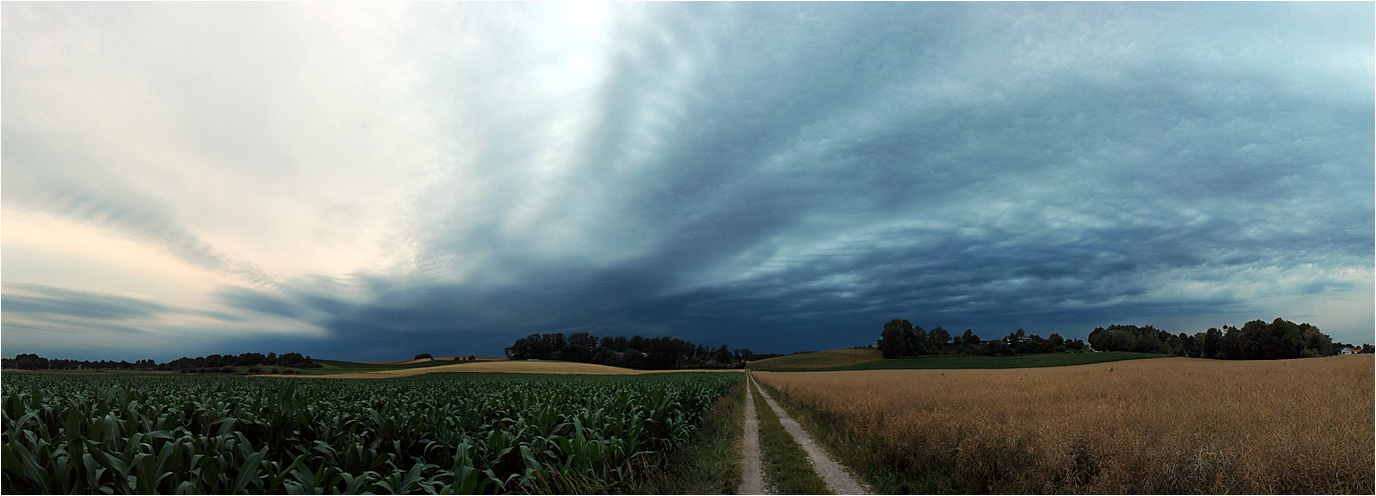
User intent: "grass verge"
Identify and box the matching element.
[627,376,747,494]
[751,378,831,494]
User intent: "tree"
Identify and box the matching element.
[879,325,906,359]
[505,334,554,360]
[415,353,433,360]
[906,326,929,356]
[1204,327,1222,359]
[568,332,597,349]
[559,344,593,363]
[928,327,951,352]
[714,345,732,363]
[1299,323,1331,357]
[552,333,568,355]
[1088,327,1131,352]
[983,338,1014,356]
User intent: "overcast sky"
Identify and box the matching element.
[3,2,1372,361]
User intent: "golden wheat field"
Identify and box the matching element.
[754,355,1375,494]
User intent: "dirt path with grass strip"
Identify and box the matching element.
[739,374,767,494]
[749,374,871,495]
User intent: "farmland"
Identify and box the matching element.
[6,351,1371,494]
[753,354,1375,494]
[1,372,741,494]
[748,348,883,370]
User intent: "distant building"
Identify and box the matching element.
[1340,347,1359,355]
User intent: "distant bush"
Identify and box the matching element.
[415,353,433,360]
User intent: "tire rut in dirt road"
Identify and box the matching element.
[749,374,871,495]
[738,373,767,494]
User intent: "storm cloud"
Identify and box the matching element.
[3,2,1372,361]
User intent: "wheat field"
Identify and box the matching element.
[754,355,1374,494]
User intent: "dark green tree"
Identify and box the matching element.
[906,326,929,356]
[713,345,732,363]
[1204,327,1223,359]
[879,325,907,359]
[928,327,951,352]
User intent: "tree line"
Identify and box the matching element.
[876,319,1089,359]
[874,316,1367,361]
[504,332,770,370]
[1,352,321,373]
[1088,318,1366,359]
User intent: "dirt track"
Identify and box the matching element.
[750,373,870,495]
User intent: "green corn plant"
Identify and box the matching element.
[2,372,740,494]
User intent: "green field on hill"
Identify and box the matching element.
[751,351,1166,372]
[748,348,883,371]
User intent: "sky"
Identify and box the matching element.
[3,2,1373,362]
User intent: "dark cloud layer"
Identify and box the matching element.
[4,3,1372,360]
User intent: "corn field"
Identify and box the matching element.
[1,372,741,494]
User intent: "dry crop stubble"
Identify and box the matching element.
[754,355,1374,494]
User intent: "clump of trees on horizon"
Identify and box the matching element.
[876,319,1087,359]
[505,332,769,370]
[1,352,320,372]
[874,317,1369,361]
[1089,318,1367,359]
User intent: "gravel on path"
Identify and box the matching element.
[750,375,871,495]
